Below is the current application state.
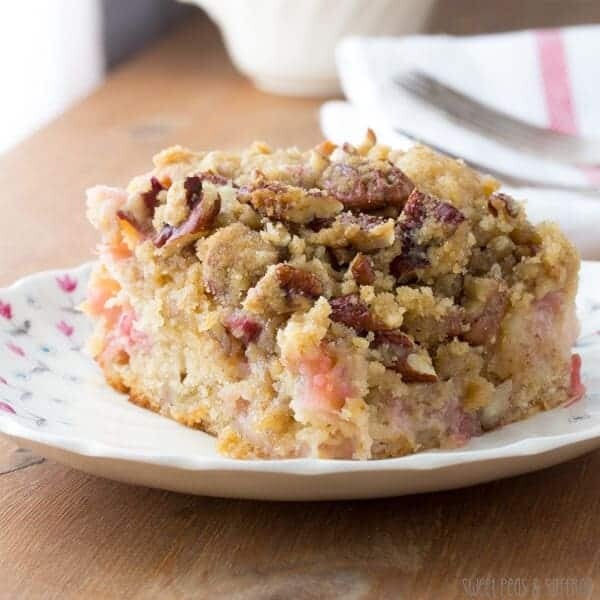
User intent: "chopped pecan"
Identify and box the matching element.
[461,279,508,346]
[329,293,441,383]
[154,186,221,249]
[372,329,415,356]
[349,253,376,285]
[153,224,175,248]
[463,292,507,346]
[337,212,395,251]
[329,294,383,333]
[373,329,414,350]
[401,189,465,231]
[275,264,323,298]
[238,176,342,224]
[338,212,386,231]
[319,158,414,211]
[154,175,221,248]
[243,263,324,316]
[141,177,164,215]
[389,253,430,280]
[223,310,263,346]
[184,175,203,207]
[435,201,466,225]
[185,171,229,197]
[488,192,519,218]
[401,353,439,383]
[305,211,395,252]
[372,330,438,383]
[390,190,465,281]
[307,217,335,232]
[510,224,542,255]
[202,223,279,305]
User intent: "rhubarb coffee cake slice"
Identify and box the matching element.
[83,131,583,459]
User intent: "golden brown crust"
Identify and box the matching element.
[104,366,221,438]
[104,370,130,395]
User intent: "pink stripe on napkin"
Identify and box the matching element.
[580,165,600,184]
[537,29,600,179]
[536,30,578,135]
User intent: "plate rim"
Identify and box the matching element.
[0,261,599,477]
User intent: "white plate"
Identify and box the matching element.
[0,262,599,500]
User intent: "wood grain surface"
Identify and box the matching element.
[0,14,598,600]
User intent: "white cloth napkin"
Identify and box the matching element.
[320,27,600,259]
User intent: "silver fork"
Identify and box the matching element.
[394,128,600,196]
[395,70,600,166]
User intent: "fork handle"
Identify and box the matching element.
[395,129,600,197]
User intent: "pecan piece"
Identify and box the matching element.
[202,223,279,305]
[461,278,508,346]
[401,189,465,230]
[462,291,508,346]
[401,353,439,383]
[307,217,335,232]
[391,190,465,281]
[153,224,174,248]
[115,178,167,238]
[434,201,466,225]
[154,187,221,249]
[510,224,542,256]
[184,171,229,209]
[488,192,519,218]
[389,253,430,280]
[319,158,414,210]
[141,176,165,215]
[244,264,324,315]
[372,330,438,383]
[349,253,376,285]
[185,171,229,198]
[275,264,323,298]
[337,212,395,251]
[184,174,203,206]
[305,211,395,252]
[329,294,383,333]
[338,212,387,230]
[238,176,342,224]
[373,329,414,351]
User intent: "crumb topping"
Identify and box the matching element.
[85,130,580,460]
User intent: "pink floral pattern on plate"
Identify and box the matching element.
[0,265,93,429]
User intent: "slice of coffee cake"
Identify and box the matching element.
[83,132,582,459]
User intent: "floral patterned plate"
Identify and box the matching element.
[0,262,599,501]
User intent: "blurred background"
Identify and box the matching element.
[2,0,600,154]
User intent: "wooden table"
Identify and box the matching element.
[1,17,598,600]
